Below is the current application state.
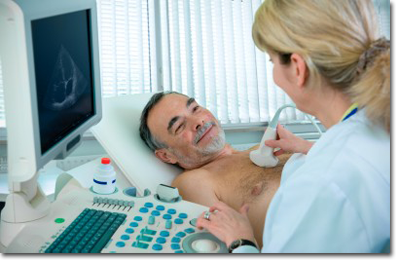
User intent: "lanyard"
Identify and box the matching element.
[342,106,358,122]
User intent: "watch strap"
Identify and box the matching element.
[228,239,257,253]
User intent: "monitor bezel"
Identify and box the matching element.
[19,0,102,170]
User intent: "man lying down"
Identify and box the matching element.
[139,91,291,246]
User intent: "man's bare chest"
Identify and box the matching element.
[205,153,286,206]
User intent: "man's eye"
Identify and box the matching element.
[193,106,199,112]
[176,124,184,133]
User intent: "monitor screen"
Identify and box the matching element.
[31,10,95,155]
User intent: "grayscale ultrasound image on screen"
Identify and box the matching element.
[32,10,94,155]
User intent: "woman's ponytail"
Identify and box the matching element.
[349,38,391,133]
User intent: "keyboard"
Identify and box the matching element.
[45,208,127,253]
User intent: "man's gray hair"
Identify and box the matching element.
[139,91,187,151]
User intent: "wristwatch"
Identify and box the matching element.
[228,239,258,253]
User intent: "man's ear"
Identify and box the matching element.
[155,149,178,165]
[291,53,309,88]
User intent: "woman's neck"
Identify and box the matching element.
[307,88,352,129]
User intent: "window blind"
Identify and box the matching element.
[0,0,391,128]
[97,0,153,97]
[159,0,391,125]
[159,0,305,125]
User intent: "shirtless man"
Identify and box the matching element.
[139,92,290,246]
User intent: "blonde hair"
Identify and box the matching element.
[253,0,390,133]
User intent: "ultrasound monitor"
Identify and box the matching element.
[0,0,101,246]
[32,10,96,156]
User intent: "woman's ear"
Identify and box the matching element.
[155,149,178,165]
[291,53,309,88]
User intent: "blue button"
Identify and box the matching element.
[144,202,154,208]
[171,237,181,243]
[139,207,149,213]
[152,244,163,251]
[175,250,184,253]
[171,244,180,250]
[174,218,183,225]
[184,228,195,234]
[121,235,130,240]
[130,222,139,227]
[148,216,155,225]
[156,237,166,244]
[151,210,161,216]
[125,228,134,234]
[116,242,125,248]
[165,220,172,229]
[160,231,170,237]
[176,232,186,238]
[156,205,165,211]
[162,214,172,220]
[134,216,143,221]
[167,209,176,214]
[178,213,188,219]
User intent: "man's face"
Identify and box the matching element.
[147,94,226,169]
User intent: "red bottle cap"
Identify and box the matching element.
[101,158,111,165]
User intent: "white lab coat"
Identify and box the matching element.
[234,111,390,253]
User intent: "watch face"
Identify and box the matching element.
[229,240,242,252]
[229,239,257,253]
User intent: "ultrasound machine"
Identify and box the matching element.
[0,0,227,253]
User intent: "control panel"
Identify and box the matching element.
[5,181,228,253]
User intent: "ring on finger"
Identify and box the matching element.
[204,211,211,221]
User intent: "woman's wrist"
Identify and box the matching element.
[301,140,314,154]
[226,235,257,249]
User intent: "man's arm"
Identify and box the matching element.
[171,170,220,208]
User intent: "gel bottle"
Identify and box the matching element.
[93,158,116,194]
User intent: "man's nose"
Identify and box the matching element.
[191,116,205,131]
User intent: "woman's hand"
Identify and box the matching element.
[265,124,314,155]
[196,201,257,248]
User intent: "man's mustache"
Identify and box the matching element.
[194,122,216,144]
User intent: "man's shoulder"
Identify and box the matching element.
[172,168,213,187]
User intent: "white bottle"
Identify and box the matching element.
[93,158,116,195]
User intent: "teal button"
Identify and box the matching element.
[163,214,172,220]
[116,242,125,248]
[184,228,195,234]
[130,222,139,227]
[176,232,186,238]
[171,237,181,243]
[134,216,143,221]
[144,202,154,208]
[156,205,165,211]
[156,237,166,244]
[167,209,176,214]
[148,216,155,225]
[151,210,161,216]
[165,220,172,229]
[125,228,134,234]
[175,250,184,253]
[133,242,149,249]
[160,231,170,237]
[178,213,188,219]
[141,228,157,236]
[174,218,183,224]
[139,207,149,213]
[121,235,130,240]
[152,244,163,251]
[171,244,180,250]
[137,234,153,242]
